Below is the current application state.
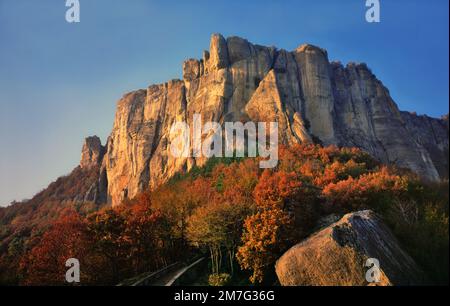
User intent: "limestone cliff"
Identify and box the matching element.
[85,34,448,206]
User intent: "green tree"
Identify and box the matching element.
[186,201,253,275]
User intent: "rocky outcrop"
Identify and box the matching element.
[80,136,105,169]
[79,136,108,203]
[86,34,447,206]
[400,112,449,179]
[275,210,427,286]
[330,62,442,181]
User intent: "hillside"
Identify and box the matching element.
[0,144,448,285]
[0,165,105,284]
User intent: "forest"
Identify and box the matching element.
[0,144,448,285]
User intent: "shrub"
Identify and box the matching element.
[208,273,231,286]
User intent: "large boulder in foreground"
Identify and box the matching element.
[275,210,427,286]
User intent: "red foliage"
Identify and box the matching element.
[237,208,293,284]
[3,143,445,285]
[322,167,408,211]
[19,211,90,285]
[253,170,302,209]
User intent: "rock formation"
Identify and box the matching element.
[400,112,449,179]
[79,136,107,203]
[83,34,448,206]
[275,210,427,286]
[80,136,105,169]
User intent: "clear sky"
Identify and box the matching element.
[0,0,448,206]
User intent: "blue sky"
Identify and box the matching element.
[0,0,448,206]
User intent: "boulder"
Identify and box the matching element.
[275,210,427,286]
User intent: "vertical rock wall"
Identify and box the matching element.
[90,34,448,206]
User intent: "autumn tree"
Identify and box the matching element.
[211,159,260,205]
[86,208,130,284]
[123,192,172,272]
[19,211,92,285]
[151,177,215,247]
[186,201,253,275]
[237,208,293,284]
[237,170,304,284]
[322,166,409,212]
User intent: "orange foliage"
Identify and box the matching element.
[253,170,302,209]
[4,143,446,285]
[237,208,293,284]
[212,159,260,205]
[19,211,90,285]
[322,167,409,212]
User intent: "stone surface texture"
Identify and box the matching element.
[275,210,427,286]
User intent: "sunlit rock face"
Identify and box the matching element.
[80,136,105,169]
[90,34,448,206]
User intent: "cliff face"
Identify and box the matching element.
[330,62,446,182]
[400,112,449,179]
[86,34,448,206]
